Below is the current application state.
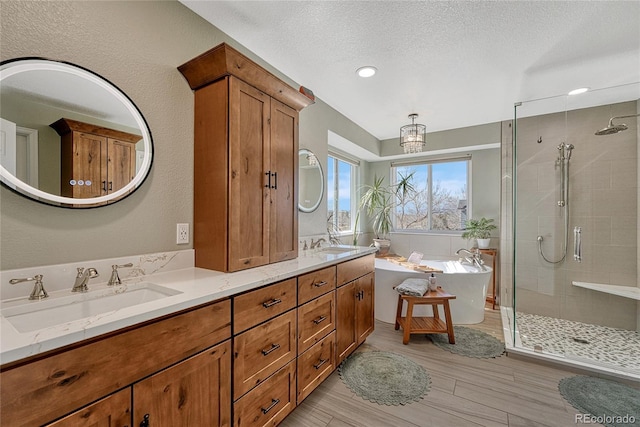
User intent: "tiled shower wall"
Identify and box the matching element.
[501,100,638,331]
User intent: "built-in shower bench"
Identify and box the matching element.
[572,281,640,301]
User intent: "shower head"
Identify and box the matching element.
[595,119,628,136]
[595,114,639,136]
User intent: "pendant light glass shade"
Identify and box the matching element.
[400,113,426,154]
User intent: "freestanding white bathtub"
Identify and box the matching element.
[375,258,492,324]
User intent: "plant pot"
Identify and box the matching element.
[477,238,491,249]
[373,238,391,255]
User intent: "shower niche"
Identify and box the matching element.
[505,83,640,378]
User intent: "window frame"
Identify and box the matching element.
[390,156,471,235]
[327,152,359,235]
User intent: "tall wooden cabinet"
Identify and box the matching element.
[178,43,313,272]
[50,118,140,199]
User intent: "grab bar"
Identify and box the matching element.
[573,226,582,262]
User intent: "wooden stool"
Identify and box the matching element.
[394,287,456,345]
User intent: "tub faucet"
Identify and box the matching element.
[310,238,326,249]
[455,248,486,271]
[72,267,99,292]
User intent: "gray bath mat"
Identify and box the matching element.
[429,326,505,358]
[559,376,640,427]
[339,351,431,405]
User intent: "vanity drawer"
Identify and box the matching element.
[233,278,297,333]
[297,291,335,354]
[337,254,374,286]
[233,310,296,400]
[297,330,336,404]
[298,266,336,305]
[234,361,296,427]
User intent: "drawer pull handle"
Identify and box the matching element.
[261,343,280,356]
[313,316,327,325]
[313,281,328,288]
[261,398,280,415]
[262,298,282,308]
[313,358,328,370]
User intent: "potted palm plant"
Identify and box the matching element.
[461,217,497,249]
[359,173,414,254]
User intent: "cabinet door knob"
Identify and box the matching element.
[261,398,280,415]
[140,414,150,427]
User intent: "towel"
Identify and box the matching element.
[395,278,428,297]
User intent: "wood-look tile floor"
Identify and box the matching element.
[281,309,608,427]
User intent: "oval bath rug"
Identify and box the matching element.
[339,350,431,406]
[559,376,640,427]
[429,326,505,358]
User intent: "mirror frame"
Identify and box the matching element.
[298,148,324,213]
[0,57,153,208]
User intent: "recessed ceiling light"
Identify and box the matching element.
[568,87,589,96]
[356,66,377,78]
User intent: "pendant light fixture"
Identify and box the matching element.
[400,113,426,154]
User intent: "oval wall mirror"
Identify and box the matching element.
[0,57,153,208]
[298,149,324,213]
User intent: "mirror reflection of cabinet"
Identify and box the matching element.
[50,118,141,199]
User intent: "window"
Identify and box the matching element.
[327,154,357,233]
[392,158,469,232]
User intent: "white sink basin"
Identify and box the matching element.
[1,282,182,333]
[317,246,355,254]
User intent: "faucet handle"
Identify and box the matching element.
[9,274,48,300]
[107,263,133,286]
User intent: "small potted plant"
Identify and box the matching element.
[461,217,497,249]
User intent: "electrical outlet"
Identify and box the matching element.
[176,223,189,244]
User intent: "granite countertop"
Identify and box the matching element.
[0,246,376,365]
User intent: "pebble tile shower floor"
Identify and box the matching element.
[516,312,640,374]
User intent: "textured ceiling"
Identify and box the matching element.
[181,1,640,140]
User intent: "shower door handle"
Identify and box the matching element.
[573,226,581,262]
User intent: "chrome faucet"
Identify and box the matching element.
[455,248,486,271]
[72,267,99,292]
[310,238,326,249]
[9,274,49,300]
[107,263,133,286]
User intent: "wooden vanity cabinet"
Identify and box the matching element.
[50,118,140,199]
[178,43,313,273]
[335,255,375,365]
[1,299,231,427]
